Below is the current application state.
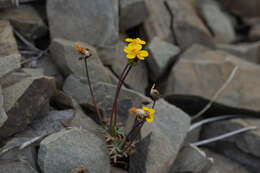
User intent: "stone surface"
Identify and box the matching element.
[166,0,215,49]
[47,0,118,48]
[0,85,7,128]
[197,0,236,43]
[129,99,191,173]
[0,5,48,41]
[147,37,180,80]
[144,0,173,42]
[120,0,148,31]
[217,42,260,64]
[170,145,213,173]
[249,24,260,41]
[50,38,111,83]
[204,149,250,173]
[0,161,38,173]
[0,0,16,9]
[165,44,260,113]
[0,76,56,139]
[201,118,260,158]
[63,76,151,124]
[0,20,21,78]
[111,167,128,173]
[38,128,110,173]
[109,40,149,93]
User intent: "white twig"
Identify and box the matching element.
[189,114,243,131]
[191,126,257,146]
[192,66,239,120]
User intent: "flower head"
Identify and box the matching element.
[124,44,149,60]
[129,106,155,123]
[125,38,146,46]
[75,42,91,60]
[142,106,155,123]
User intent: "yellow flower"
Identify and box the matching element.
[125,38,146,46]
[124,44,149,60]
[142,106,155,123]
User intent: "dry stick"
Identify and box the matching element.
[84,59,103,125]
[191,126,257,146]
[192,66,239,120]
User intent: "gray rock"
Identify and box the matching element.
[63,76,152,124]
[47,0,118,48]
[50,38,111,84]
[204,149,250,173]
[111,167,128,173]
[0,161,38,173]
[129,99,191,173]
[144,0,173,42]
[165,44,260,113]
[120,0,148,31]
[0,85,7,128]
[201,118,260,158]
[38,128,110,173]
[170,145,213,173]
[217,42,260,64]
[0,20,21,78]
[197,0,236,43]
[166,0,215,49]
[249,24,260,41]
[148,37,180,80]
[0,5,48,41]
[0,0,17,9]
[0,76,56,139]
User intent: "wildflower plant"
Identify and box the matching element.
[75,38,157,166]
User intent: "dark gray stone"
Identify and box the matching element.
[0,85,7,128]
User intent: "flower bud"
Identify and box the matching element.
[150,84,160,100]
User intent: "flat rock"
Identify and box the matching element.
[0,5,48,41]
[0,85,7,128]
[217,42,260,64]
[0,20,21,78]
[197,0,236,43]
[0,76,56,139]
[63,76,151,124]
[129,99,190,173]
[47,0,118,48]
[144,0,173,42]
[38,128,110,173]
[0,161,38,173]
[166,0,215,49]
[50,38,111,83]
[120,0,148,31]
[148,37,180,80]
[170,145,213,173]
[201,118,260,158]
[165,44,260,113]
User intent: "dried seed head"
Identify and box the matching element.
[150,84,160,100]
[75,42,92,60]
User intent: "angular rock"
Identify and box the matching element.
[170,145,213,173]
[144,0,173,42]
[0,20,21,78]
[0,85,7,128]
[201,118,260,158]
[204,149,250,173]
[120,0,148,31]
[0,161,38,173]
[249,24,260,41]
[0,76,56,139]
[217,42,260,64]
[0,0,17,9]
[38,128,110,173]
[148,37,180,80]
[0,5,48,41]
[166,0,215,49]
[50,38,111,83]
[129,99,190,173]
[165,44,260,113]
[47,0,118,48]
[197,0,236,43]
[63,76,151,124]
[109,40,149,93]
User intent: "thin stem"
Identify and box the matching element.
[152,100,156,109]
[84,59,103,125]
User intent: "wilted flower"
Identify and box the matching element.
[125,38,146,46]
[129,106,155,123]
[75,42,91,60]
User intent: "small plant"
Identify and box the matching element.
[75,38,159,167]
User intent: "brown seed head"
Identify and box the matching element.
[150,84,160,100]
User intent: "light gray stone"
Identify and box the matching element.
[0,20,21,78]
[47,0,118,48]
[148,37,180,80]
[38,128,110,173]
[120,0,148,31]
[0,85,7,128]
[0,161,38,173]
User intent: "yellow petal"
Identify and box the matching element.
[136,38,146,45]
[146,115,154,123]
[132,44,142,51]
[124,46,131,53]
[127,53,136,59]
[125,38,133,42]
[137,54,145,60]
[139,50,149,57]
[142,106,155,115]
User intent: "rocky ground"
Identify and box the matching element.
[0,0,260,173]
